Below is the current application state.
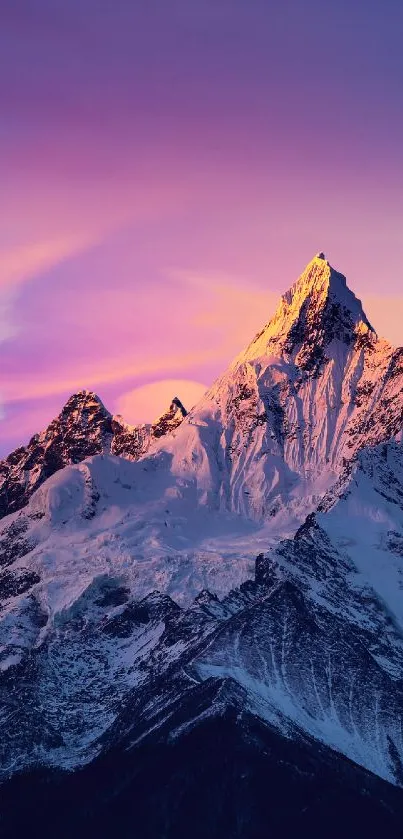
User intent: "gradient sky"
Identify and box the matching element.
[1,0,403,456]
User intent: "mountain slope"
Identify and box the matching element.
[3,678,403,839]
[1,520,403,787]
[1,442,403,786]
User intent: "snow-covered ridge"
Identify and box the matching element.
[0,391,188,519]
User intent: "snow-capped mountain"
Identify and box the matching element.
[1,253,403,836]
[156,253,403,522]
[0,390,187,519]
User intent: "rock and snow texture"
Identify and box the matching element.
[150,395,188,438]
[1,253,403,792]
[159,253,403,522]
[0,390,188,519]
[0,391,113,518]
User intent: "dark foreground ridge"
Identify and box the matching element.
[2,678,403,839]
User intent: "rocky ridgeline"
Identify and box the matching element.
[0,392,187,519]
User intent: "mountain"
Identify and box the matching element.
[0,391,187,519]
[1,253,403,834]
[156,253,403,522]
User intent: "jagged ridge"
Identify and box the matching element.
[0,391,188,519]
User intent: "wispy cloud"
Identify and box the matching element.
[0,234,99,350]
[1,267,279,405]
[0,236,96,292]
[0,234,101,425]
[0,289,17,343]
[1,348,220,403]
[172,268,279,348]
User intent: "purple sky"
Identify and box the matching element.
[1,0,403,455]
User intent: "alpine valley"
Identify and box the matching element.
[1,254,403,837]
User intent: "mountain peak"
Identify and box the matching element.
[241,254,375,370]
[279,254,371,331]
[61,390,110,416]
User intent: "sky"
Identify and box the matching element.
[1,0,403,456]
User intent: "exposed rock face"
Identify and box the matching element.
[0,391,188,520]
[151,396,187,438]
[243,251,374,370]
[110,415,150,460]
[0,392,113,518]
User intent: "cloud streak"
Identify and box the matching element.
[0,236,94,291]
[0,267,279,404]
[116,379,208,424]
[1,347,220,404]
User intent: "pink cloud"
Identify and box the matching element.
[0,236,94,291]
[116,379,208,425]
